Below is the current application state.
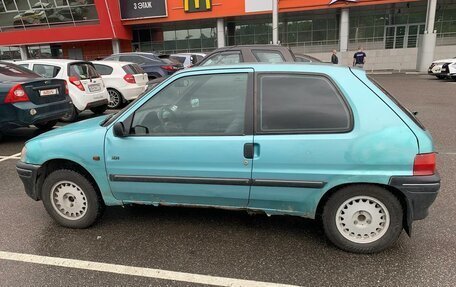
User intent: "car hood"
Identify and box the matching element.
[28,115,108,143]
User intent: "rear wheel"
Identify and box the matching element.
[90,104,108,115]
[322,185,403,253]
[107,89,124,109]
[34,120,57,130]
[60,105,78,122]
[436,75,446,79]
[451,76,456,81]
[41,169,105,228]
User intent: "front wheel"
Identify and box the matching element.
[41,169,105,228]
[90,104,108,115]
[322,185,403,253]
[436,75,446,79]
[60,105,78,122]
[34,120,57,130]
[451,76,456,81]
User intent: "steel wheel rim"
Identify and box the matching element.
[336,196,390,244]
[50,181,88,221]
[108,90,120,108]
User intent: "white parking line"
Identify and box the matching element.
[0,153,21,162]
[0,251,300,287]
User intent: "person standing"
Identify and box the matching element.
[353,47,367,68]
[331,50,339,64]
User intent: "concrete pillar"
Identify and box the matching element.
[272,0,278,44]
[112,39,120,54]
[417,0,438,71]
[217,18,225,48]
[19,46,28,60]
[339,8,349,52]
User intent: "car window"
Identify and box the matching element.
[200,52,242,66]
[295,56,311,63]
[69,63,100,79]
[258,74,351,133]
[119,55,145,65]
[18,64,30,69]
[252,50,285,63]
[93,64,114,75]
[170,56,186,64]
[0,62,38,80]
[32,64,61,78]
[104,55,119,61]
[130,73,249,136]
[196,55,204,62]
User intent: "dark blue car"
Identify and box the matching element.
[102,52,183,80]
[0,61,72,139]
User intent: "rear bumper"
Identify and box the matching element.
[389,173,440,234]
[86,99,108,109]
[0,99,72,131]
[16,161,41,201]
[120,85,148,101]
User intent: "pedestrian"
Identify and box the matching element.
[353,46,366,68]
[331,49,338,64]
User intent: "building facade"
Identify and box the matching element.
[1,0,455,70]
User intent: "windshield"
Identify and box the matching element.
[0,62,39,80]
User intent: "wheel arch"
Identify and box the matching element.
[315,182,411,235]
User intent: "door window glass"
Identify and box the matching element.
[259,74,351,133]
[252,50,285,63]
[32,64,61,78]
[93,64,113,75]
[130,73,249,136]
[200,52,242,66]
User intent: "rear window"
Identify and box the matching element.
[69,63,100,79]
[122,64,144,74]
[0,62,38,79]
[252,50,285,63]
[33,64,61,78]
[170,56,186,64]
[201,52,242,66]
[368,76,425,130]
[93,64,114,75]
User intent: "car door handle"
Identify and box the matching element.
[244,143,254,159]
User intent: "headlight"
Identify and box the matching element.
[20,146,27,162]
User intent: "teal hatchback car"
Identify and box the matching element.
[17,63,439,253]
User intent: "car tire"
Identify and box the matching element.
[60,105,78,122]
[322,185,403,253]
[107,89,124,109]
[90,104,108,115]
[436,75,446,79]
[34,120,58,130]
[41,169,105,228]
[451,76,456,81]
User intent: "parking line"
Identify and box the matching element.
[0,251,300,287]
[0,153,21,162]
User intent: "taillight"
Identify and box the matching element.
[161,65,176,72]
[5,84,30,103]
[69,76,85,91]
[123,74,136,84]
[64,81,69,95]
[413,153,436,176]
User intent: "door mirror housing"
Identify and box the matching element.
[113,122,127,137]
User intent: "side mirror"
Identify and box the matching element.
[190,55,198,65]
[113,122,126,137]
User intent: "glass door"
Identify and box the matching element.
[385,24,426,49]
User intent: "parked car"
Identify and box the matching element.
[16,59,109,122]
[170,53,206,68]
[0,61,72,139]
[92,61,148,109]
[428,57,456,80]
[294,53,322,63]
[17,63,439,253]
[195,45,295,66]
[103,52,183,80]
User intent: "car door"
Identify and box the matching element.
[105,68,254,207]
[248,73,354,215]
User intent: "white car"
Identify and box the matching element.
[428,57,456,80]
[16,59,109,121]
[170,53,206,68]
[91,61,148,109]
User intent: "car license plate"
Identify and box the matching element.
[39,88,58,96]
[88,84,101,92]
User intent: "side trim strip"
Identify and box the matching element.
[109,175,326,189]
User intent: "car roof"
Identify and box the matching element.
[16,59,87,64]
[92,60,135,66]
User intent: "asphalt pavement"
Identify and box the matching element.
[0,74,455,286]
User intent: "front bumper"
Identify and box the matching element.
[16,161,41,201]
[389,173,440,234]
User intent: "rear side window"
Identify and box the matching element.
[258,74,352,133]
[93,64,114,75]
[69,63,100,79]
[170,56,186,64]
[200,52,242,66]
[123,64,145,74]
[33,64,61,78]
[252,50,285,63]
[0,63,38,79]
